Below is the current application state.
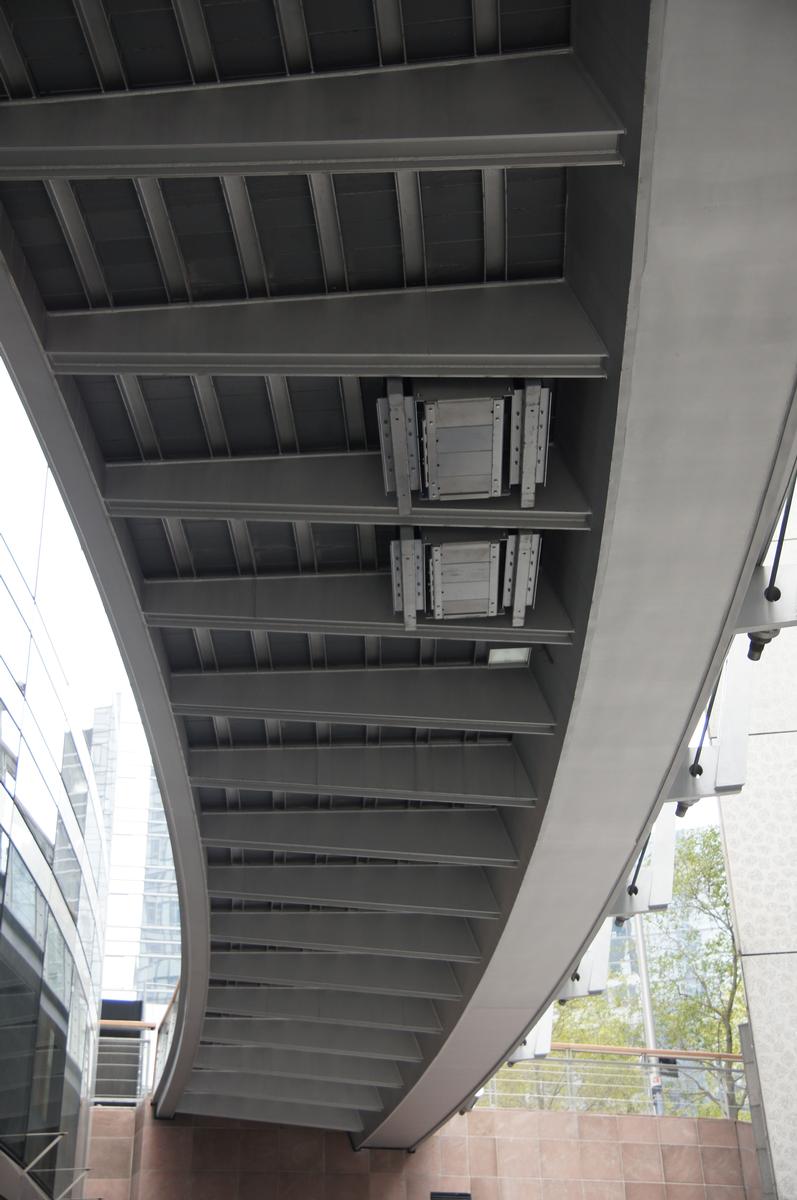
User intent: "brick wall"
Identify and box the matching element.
[86,1104,762,1200]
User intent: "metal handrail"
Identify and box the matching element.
[551,1041,743,1063]
[94,1036,151,1104]
[480,1044,749,1120]
[153,980,181,1092]
[98,1019,156,1031]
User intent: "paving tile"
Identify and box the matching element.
[135,1170,193,1200]
[88,1137,134,1179]
[189,1173,236,1200]
[324,1132,369,1175]
[439,1134,469,1176]
[469,1137,498,1177]
[468,1111,496,1137]
[237,1174,279,1200]
[577,1115,617,1143]
[277,1174,325,1200]
[278,1129,325,1173]
[494,1111,538,1138]
[621,1142,664,1183]
[240,1129,280,1174]
[540,1182,582,1200]
[657,1120,698,1147]
[697,1122,738,1149]
[407,1175,469,1200]
[617,1117,660,1144]
[661,1145,703,1185]
[578,1139,622,1181]
[497,1138,540,1179]
[500,1179,543,1200]
[700,1148,742,1187]
[536,1113,578,1141]
[439,1113,469,1138]
[140,1125,192,1173]
[580,1184,623,1200]
[192,1127,241,1172]
[625,1186,666,1200]
[369,1150,407,1174]
[470,1177,500,1200]
[325,1174,369,1200]
[83,1177,131,1200]
[92,1110,137,1138]
[368,1174,406,1200]
[663,1185,706,1200]
[404,1138,440,1176]
[539,1139,579,1181]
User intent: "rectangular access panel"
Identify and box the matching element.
[378,379,551,510]
[391,529,540,628]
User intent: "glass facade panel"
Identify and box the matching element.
[43,914,73,1009]
[0,843,46,1159]
[14,744,58,863]
[60,733,89,832]
[0,825,101,1193]
[6,846,47,946]
[24,648,70,779]
[93,696,180,1011]
[0,701,21,797]
[77,878,95,959]
[0,372,109,1198]
[53,818,81,922]
[84,801,103,892]
[0,581,31,689]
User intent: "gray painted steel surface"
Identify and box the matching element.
[0,52,622,176]
[0,0,795,1152]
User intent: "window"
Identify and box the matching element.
[0,580,31,688]
[53,818,81,921]
[14,742,58,861]
[0,701,20,796]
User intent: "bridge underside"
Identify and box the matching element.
[1,0,795,1148]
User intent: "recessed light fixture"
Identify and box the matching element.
[488,647,531,666]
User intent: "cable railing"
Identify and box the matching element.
[478,1042,749,1121]
[93,1021,156,1105]
[153,980,180,1092]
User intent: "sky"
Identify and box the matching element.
[0,360,131,729]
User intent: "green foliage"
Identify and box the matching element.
[543,824,748,1117]
[647,826,746,1055]
[645,825,747,1116]
[552,963,643,1049]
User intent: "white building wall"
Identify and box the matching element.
[720,628,797,1198]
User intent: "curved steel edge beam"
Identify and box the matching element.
[0,207,209,1117]
[356,0,797,1147]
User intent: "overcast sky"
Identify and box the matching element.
[0,360,130,730]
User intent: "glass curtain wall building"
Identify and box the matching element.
[92,690,180,1016]
[0,510,108,1195]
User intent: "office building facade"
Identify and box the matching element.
[0,479,108,1198]
[92,691,180,1018]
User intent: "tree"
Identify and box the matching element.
[553,926,643,1049]
[645,825,747,1118]
[486,825,747,1116]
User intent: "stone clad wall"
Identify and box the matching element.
[85,1104,761,1200]
[720,630,797,1197]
